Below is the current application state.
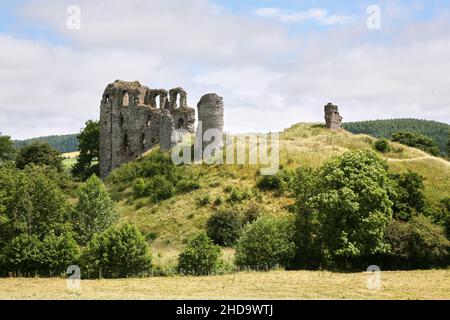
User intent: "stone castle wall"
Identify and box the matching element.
[99,80,196,178]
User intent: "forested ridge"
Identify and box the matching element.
[14,134,78,154]
[343,118,449,155]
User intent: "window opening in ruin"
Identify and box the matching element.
[176,118,184,129]
[105,95,110,103]
[146,115,151,127]
[122,91,129,107]
[123,134,129,151]
[155,94,160,109]
[141,133,146,150]
[119,114,124,127]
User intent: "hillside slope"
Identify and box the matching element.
[343,118,449,155]
[107,124,450,266]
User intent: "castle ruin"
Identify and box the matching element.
[99,80,224,178]
[324,103,343,130]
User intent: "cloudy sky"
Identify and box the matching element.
[0,0,449,139]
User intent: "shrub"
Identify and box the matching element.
[256,170,292,193]
[374,138,390,153]
[235,216,296,269]
[133,178,149,198]
[197,195,211,206]
[206,209,242,246]
[389,171,427,221]
[177,233,222,276]
[81,224,152,278]
[40,233,80,276]
[227,188,252,203]
[392,132,440,156]
[73,175,118,245]
[241,202,262,225]
[386,216,449,268]
[2,234,42,276]
[149,175,175,201]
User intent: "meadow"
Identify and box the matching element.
[1,270,449,300]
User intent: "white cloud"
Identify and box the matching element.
[253,7,355,26]
[0,1,449,140]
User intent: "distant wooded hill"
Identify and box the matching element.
[343,119,449,155]
[14,134,78,154]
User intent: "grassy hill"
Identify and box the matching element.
[342,119,449,156]
[14,134,78,153]
[103,123,450,270]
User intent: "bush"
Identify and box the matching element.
[386,216,449,268]
[374,138,390,153]
[73,175,118,245]
[389,171,426,221]
[133,178,148,198]
[392,132,440,156]
[149,175,175,201]
[40,233,80,276]
[241,202,262,225]
[235,216,296,269]
[227,188,252,203]
[81,224,152,278]
[197,195,211,206]
[2,234,42,276]
[206,209,242,246]
[256,170,292,194]
[177,233,222,276]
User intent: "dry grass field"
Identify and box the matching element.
[0,270,449,300]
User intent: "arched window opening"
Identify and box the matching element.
[122,91,129,107]
[176,117,184,129]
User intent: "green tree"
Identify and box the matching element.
[235,216,296,269]
[0,165,70,243]
[0,134,15,161]
[72,120,100,180]
[177,233,222,276]
[386,216,449,268]
[309,151,394,266]
[81,224,152,278]
[40,233,80,276]
[206,208,242,246]
[15,142,63,171]
[72,175,118,245]
[389,171,426,221]
[392,132,440,156]
[2,234,42,276]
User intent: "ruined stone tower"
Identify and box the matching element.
[99,80,195,178]
[324,103,343,130]
[196,93,224,147]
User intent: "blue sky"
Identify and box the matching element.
[0,0,449,139]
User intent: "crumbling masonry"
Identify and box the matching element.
[99,80,224,178]
[324,103,343,130]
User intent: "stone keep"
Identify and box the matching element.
[99,80,196,178]
[324,103,343,130]
[196,93,224,147]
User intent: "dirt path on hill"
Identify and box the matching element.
[386,155,450,167]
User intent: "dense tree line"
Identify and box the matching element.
[343,118,450,156]
[14,134,78,154]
